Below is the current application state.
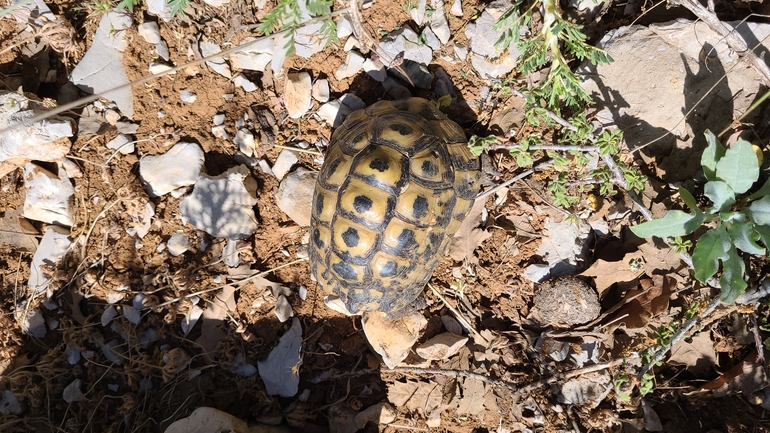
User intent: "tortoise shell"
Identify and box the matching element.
[309,98,482,315]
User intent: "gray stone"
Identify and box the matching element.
[202,0,228,6]
[275,167,316,226]
[450,0,463,16]
[180,89,197,103]
[335,51,366,80]
[146,0,172,21]
[233,74,257,92]
[229,37,273,72]
[156,41,170,61]
[454,44,468,60]
[234,129,257,156]
[525,218,592,279]
[429,0,451,44]
[23,163,74,226]
[464,7,519,78]
[316,100,351,127]
[294,22,326,58]
[148,62,174,75]
[29,226,71,298]
[422,27,441,51]
[312,79,330,102]
[580,20,770,181]
[139,142,204,197]
[363,58,387,82]
[258,317,302,396]
[0,91,73,177]
[138,22,160,44]
[167,233,189,256]
[285,72,313,118]
[106,133,134,154]
[116,121,139,134]
[70,12,134,117]
[337,15,353,38]
[272,149,299,181]
[200,40,232,78]
[179,165,258,239]
[403,39,433,65]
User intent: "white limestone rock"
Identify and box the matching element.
[22,163,74,226]
[139,142,204,197]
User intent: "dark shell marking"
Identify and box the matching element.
[309,98,481,315]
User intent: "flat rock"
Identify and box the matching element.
[106,133,134,154]
[579,20,770,181]
[272,149,299,181]
[167,233,189,256]
[450,0,462,15]
[138,22,160,44]
[146,0,172,21]
[362,311,427,369]
[428,0,451,44]
[294,22,326,58]
[139,142,204,197]
[29,226,71,298]
[179,165,258,239]
[23,163,74,226]
[312,79,330,102]
[202,0,229,6]
[164,407,250,433]
[275,167,316,226]
[0,91,74,178]
[200,40,232,79]
[180,89,197,103]
[337,15,353,38]
[363,58,387,82]
[464,8,520,78]
[258,317,302,397]
[316,100,351,127]
[284,72,313,119]
[229,37,273,72]
[70,12,134,117]
[233,74,257,92]
[336,51,366,80]
[234,129,257,156]
[556,371,612,408]
[156,40,169,60]
[524,218,592,280]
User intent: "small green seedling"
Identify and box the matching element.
[631,130,770,304]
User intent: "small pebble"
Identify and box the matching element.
[167,233,189,256]
[138,22,161,44]
[312,79,330,102]
[180,89,197,103]
[272,149,299,181]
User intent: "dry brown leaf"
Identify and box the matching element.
[387,380,442,415]
[447,198,491,261]
[604,275,673,330]
[699,351,769,397]
[456,377,485,416]
[668,331,718,375]
[637,242,683,273]
[581,250,645,296]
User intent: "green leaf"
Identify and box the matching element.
[679,186,699,212]
[747,196,770,225]
[727,220,766,255]
[692,226,731,283]
[703,181,735,213]
[747,179,770,202]
[754,224,770,249]
[719,245,747,304]
[631,210,698,238]
[715,139,759,194]
[701,130,725,181]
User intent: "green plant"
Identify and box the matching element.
[639,373,655,396]
[493,0,612,113]
[612,375,631,402]
[631,130,769,303]
[257,0,337,57]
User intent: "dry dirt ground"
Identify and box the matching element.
[1,0,770,432]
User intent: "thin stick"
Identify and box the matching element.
[427,284,481,340]
[487,144,599,152]
[637,296,721,379]
[273,144,323,156]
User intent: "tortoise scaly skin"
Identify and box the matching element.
[309,98,482,315]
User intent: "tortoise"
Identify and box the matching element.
[308,97,482,317]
